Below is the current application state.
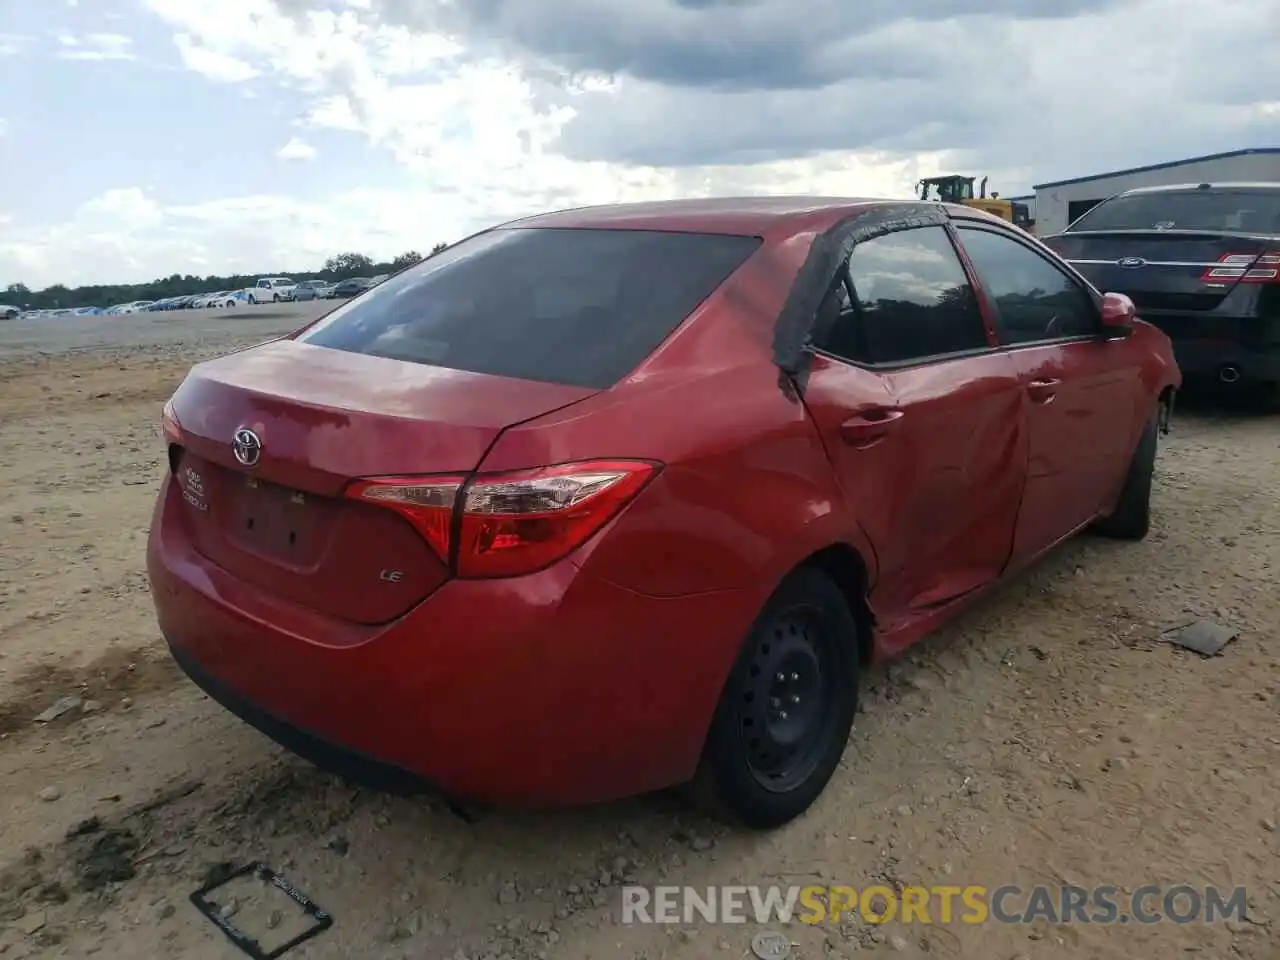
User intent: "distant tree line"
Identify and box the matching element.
[3,243,449,311]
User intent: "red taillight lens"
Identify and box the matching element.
[346,460,660,578]
[345,475,462,564]
[1199,251,1280,284]
[160,399,183,444]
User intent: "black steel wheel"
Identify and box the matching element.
[738,607,840,792]
[689,566,859,828]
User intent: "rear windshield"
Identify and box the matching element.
[1068,189,1280,234]
[296,227,761,389]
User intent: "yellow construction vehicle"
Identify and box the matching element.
[917,175,1033,233]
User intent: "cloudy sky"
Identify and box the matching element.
[1,0,1276,289]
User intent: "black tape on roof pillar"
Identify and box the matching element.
[770,202,949,390]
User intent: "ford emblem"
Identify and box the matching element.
[1117,257,1146,269]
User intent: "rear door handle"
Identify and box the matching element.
[1027,378,1061,404]
[839,408,904,447]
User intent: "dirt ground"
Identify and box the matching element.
[0,318,1277,960]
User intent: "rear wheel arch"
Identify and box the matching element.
[750,502,879,667]
[801,543,875,667]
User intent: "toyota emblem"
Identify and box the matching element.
[232,426,262,467]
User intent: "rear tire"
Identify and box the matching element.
[687,567,859,829]
[1092,413,1157,540]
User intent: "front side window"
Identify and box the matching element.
[814,225,988,366]
[957,227,1098,344]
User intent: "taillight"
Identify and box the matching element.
[1199,251,1280,284]
[161,399,183,444]
[345,459,660,578]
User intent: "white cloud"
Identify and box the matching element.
[172,33,259,83]
[0,149,945,288]
[6,0,1274,289]
[0,33,32,57]
[139,1,948,220]
[277,136,316,161]
[55,32,136,61]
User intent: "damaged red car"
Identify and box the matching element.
[148,198,1181,828]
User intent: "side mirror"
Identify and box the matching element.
[1100,292,1136,337]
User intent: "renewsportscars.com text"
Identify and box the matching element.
[621,884,1247,926]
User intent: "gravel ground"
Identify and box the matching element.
[0,314,1277,960]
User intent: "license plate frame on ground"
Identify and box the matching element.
[189,862,332,960]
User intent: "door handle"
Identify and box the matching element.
[839,408,904,447]
[1027,378,1061,404]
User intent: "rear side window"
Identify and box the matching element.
[815,225,988,366]
[1068,189,1280,234]
[298,227,761,389]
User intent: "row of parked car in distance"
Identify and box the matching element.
[4,274,389,321]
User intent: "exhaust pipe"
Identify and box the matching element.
[1218,365,1241,384]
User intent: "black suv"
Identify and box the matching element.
[1042,183,1280,405]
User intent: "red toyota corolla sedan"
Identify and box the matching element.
[148,197,1181,828]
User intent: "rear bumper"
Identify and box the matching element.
[168,640,437,796]
[1166,338,1280,383]
[147,475,754,806]
[1143,317,1280,384]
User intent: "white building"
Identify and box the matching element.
[1030,148,1280,237]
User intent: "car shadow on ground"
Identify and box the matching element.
[1173,383,1278,420]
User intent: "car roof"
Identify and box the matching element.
[1120,182,1280,196]
[500,196,953,236]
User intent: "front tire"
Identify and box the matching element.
[688,567,859,829]
[1092,413,1157,540]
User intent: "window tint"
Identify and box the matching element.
[814,225,988,365]
[958,227,1098,343]
[1067,188,1280,233]
[298,227,760,389]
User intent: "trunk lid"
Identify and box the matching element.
[1045,230,1273,313]
[167,340,599,624]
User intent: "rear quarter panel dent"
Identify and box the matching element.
[487,359,873,599]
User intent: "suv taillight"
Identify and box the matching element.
[1199,251,1280,284]
[345,459,660,578]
